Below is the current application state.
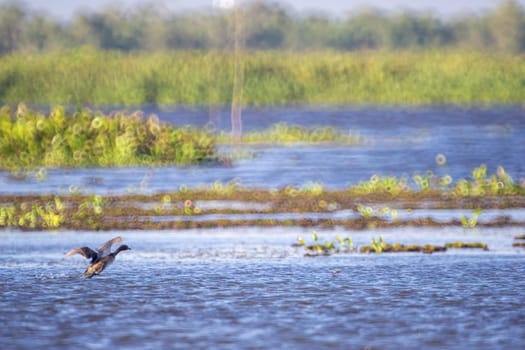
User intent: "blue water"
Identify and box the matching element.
[0,106,523,194]
[1,106,525,349]
[1,229,525,349]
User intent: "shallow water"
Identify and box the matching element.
[1,228,525,349]
[1,106,524,194]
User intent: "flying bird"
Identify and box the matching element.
[66,236,131,278]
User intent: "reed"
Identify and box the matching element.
[1,49,524,105]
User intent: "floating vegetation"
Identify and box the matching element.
[360,237,488,254]
[452,165,521,196]
[0,178,524,231]
[348,166,524,197]
[444,242,489,250]
[0,197,65,229]
[356,204,398,221]
[460,208,483,228]
[351,175,410,196]
[0,104,216,169]
[218,123,362,145]
[294,231,354,257]
[0,163,524,231]
[360,242,448,254]
[294,234,489,256]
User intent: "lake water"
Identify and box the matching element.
[1,228,525,350]
[1,106,525,349]
[0,105,523,194]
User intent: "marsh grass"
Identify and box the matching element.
[1,50,524,105]
[0,104,216,169]
[350,165,525,197]
[218,122,362,144]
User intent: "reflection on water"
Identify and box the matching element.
[0,106,524,194]
[1,229,525,349]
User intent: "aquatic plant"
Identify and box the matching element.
[296,231,354,257]
[350,166,524,197]
[371,236,385,253]
[351,175,409,196]
[356,204,374,219]
[0,104,216,169]
[453,165,522,196]
[300,181,325,196]
[218,123,361,144]
[360,240,488,254]
[460,208,483,228]
[183,199,202,215]
[0,197,65,229]
[356,205,398,221]
[208,179,241,197]
[444,242,489,250]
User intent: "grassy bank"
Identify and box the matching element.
[1,49,524,105]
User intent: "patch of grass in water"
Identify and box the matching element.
[217,123,362,145]
[0,104,217,169]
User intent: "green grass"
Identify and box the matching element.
[217,122,362,144]
[0,104,216,169]
[1,49,524,105]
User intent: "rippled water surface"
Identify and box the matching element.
[1,106,525,348]
[2,229,525,349]
[1,106,523,194]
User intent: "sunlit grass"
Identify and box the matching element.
[0,104,216,169]
[1,49,524,105]
[217,123,362,144]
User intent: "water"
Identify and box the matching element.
[1,229,525,349]
[1,106,524,194]
[1,106,525,349]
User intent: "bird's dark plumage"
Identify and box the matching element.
[66,237,130,277]
[84,244,131,278]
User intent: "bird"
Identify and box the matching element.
[84,244,131,278]
[66,236,130,278]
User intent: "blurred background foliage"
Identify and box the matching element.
[0,0,524,54]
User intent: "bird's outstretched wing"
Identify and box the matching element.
[96,236,123,257]
[65,247,99,260]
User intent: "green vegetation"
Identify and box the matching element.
[0,168,523,231]
[0,197,65,229]
[358,241,478,254]
[218,123,362,144]
[349,165,525,197]
[1,50,524,105]
[445,242,489,250]
[0,104,216,169]
[295,231,354,257]
[359,236,488,254]
[460,208,483,228]
[294,233,489,256]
